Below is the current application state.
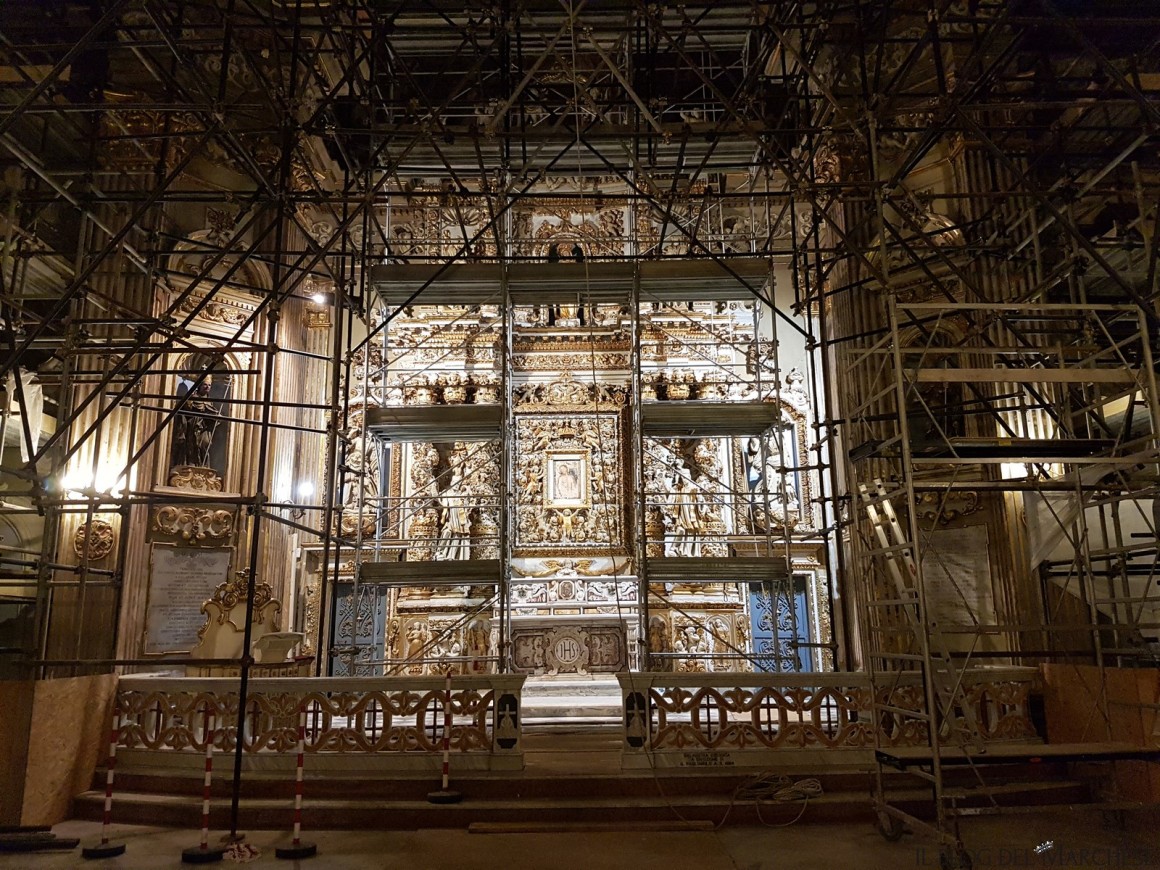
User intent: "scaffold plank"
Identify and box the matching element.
[365,404,503,441]
[640,401,781,436]
[645,556,790,582]
[359,558,503,586]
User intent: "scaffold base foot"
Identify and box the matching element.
[427,789,463,804]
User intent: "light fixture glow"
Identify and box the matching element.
[61,469,93,496]
[296,481,315,500]
[310,292,326,305]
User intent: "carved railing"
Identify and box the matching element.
[618,669,1040,767]
[115,674,526,772]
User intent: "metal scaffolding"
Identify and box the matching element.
[1,0,1159,860]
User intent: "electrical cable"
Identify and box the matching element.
[717,773,823,829]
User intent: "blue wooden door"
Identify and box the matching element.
[748,577,812,672]
[329,582,388,676]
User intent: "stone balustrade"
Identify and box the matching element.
[617,668,1040,768]
[114,673,526,772]
[111,668,1039,774]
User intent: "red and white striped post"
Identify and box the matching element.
[275,704,317,859]
[427,669,462,804]
[81,706,126,859]
[182,709,225,864]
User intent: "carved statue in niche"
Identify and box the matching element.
[673,619,709,672]
[648,615,671,671]
[173,382,219,466]
[708,616,733,673]
[434,466,472,560]
[429,619,463,670]
[554,301,581,327]
[465,618,490,672]
[744,428,800,530]
[405,620,429,657]
[664,462,710,557]
[403,442,440,561]
[340,427,379,537]
[169,352,231,490]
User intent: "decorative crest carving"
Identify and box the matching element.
[515,372,626,410]
[152,506,236,542]
[207,571,273,612]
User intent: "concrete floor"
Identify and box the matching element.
[4,810,1157,869]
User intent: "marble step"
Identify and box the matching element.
[521,676,623,697]
[98,759,1070,802]
[520,676,624,724]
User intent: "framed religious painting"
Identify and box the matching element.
[545,451,589,508]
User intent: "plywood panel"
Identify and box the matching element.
[1041,664,1160,803]
[20,674,117,826]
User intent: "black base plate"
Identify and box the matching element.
[82,841,127,859]
[181,844,226,864]
[427,789,464,804]
[275,841,318,860]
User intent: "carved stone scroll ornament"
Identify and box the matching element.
[73,519,115,561]
[913,489,982,526]
[152,506,236,542]
[177,294,250,326]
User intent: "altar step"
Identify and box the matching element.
[72,775,1090,832]
[519,675,623,726]
[72,728,1095,831]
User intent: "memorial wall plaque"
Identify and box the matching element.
[145,545,233,654]
[921,525,996,628]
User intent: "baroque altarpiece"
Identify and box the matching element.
[293,192,833,678]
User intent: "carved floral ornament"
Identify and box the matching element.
[73,519,115,561]
[165,229,274,298]
[913,490,983,526]
[177,294,251,327]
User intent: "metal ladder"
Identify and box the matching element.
[860,478,980,748]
